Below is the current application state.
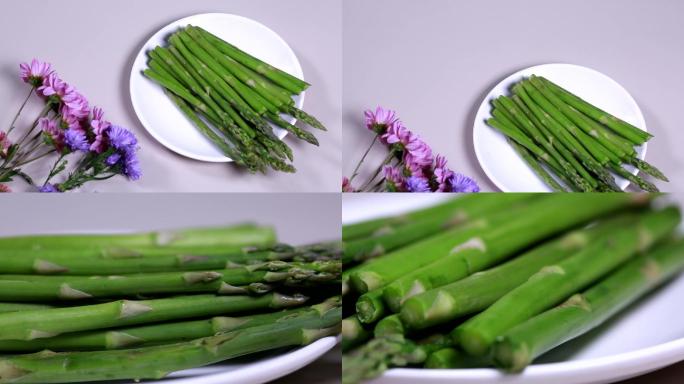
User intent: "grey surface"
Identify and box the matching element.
[0,0,341,192]
[342,0,684,192]
[0,193,341,243]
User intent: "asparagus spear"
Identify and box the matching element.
[0,243,335,275]
[506,137,566,191]
[342,333,451,384]
[342,194,527,242]
[453,206,680,357]
[374,314,406,338]
[520,80,617,165]
[0,292,308,341]
[164,89,253,169]
[528,76,631,159]
[0,303,339,383]
[424,347,489,369]
[381,194,649,312]
[611,163,659,192]
[193,25,310,94]
[0,261,340,301]
[493,238,684,372]
[356,289,387,324]
[0,223,275,249]
[494,96,593,191]
[0,296,341,352]
[185,27,293,108]
[513,84,621,190]
[342,315,372,352]
[539,76,652,145]
[349,198,534,295]
[343,194,533,264]
[0,303,54,314]
[399,215,632,330]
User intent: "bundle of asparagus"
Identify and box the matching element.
[144,25,326,173]
[342,194,684,383]
[0,224,342,383]
[487,75,668,192]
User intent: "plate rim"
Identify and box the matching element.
[472,63,648,192]
[129,12,305,163]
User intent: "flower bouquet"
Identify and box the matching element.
[343,107,479,192]
[0,59,141,192]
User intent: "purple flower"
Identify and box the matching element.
[39,183,60,193]
[40,118,65,152]
[433,155,455,192]
[38,72,67,98]
[450,173,480,193]
[405,176,431,192]
[383,165,405,192]
[364,107,399,134]
[123,151,142,181]
[0,184,10,193]
[342,177,355,192]
[90,107,111,153]
[108,125,138,150]
[106,153,121,166]
[64,128,90,152]
[381,121,411,146]
[0,131,11,158]
[20,59,53,86]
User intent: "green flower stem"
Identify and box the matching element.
[7,87,35,135]
[360,150,396,192]
[349,134,379,183]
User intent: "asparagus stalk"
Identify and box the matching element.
[0,303,54,314]
[453,206,680,357]
[486,116,569,185]
[0,261,340,301]
[506,137,566,191]
[0,304,339,383]
[349,198,534,295]
[494,97,593,191]
[374,314,406,338]
[399,215,632,330]
[0,224,275,249]
[381,194,650,313]
[528,76,631,159]
[342,315,372,352]
[342,333,451,384]
[0,292,308,341]
[0,243,335,275]
[539,76,652,145]
[164,89,256,170]
[0,296,341,352]
[627,157,669,182]
[185,27,292,108]
[193,25,310,94]
[493,238,684,372]
[611,163,659,192]
[342,194,527,242]
[513,84,621,190]
[520,80,617,165]
[424,347,489,369]
[356,289,387,324]
[343,194,533,264]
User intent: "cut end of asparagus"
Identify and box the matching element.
[454,328,491,357]
[356,295,382,324]
[492,337,531,372]
[352,271,383,293]
[342,317,364,340]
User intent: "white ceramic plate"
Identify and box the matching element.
[472,63,647,192]
[130,13,305,162]
[152,336,338,384]
[343,194,684,384]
